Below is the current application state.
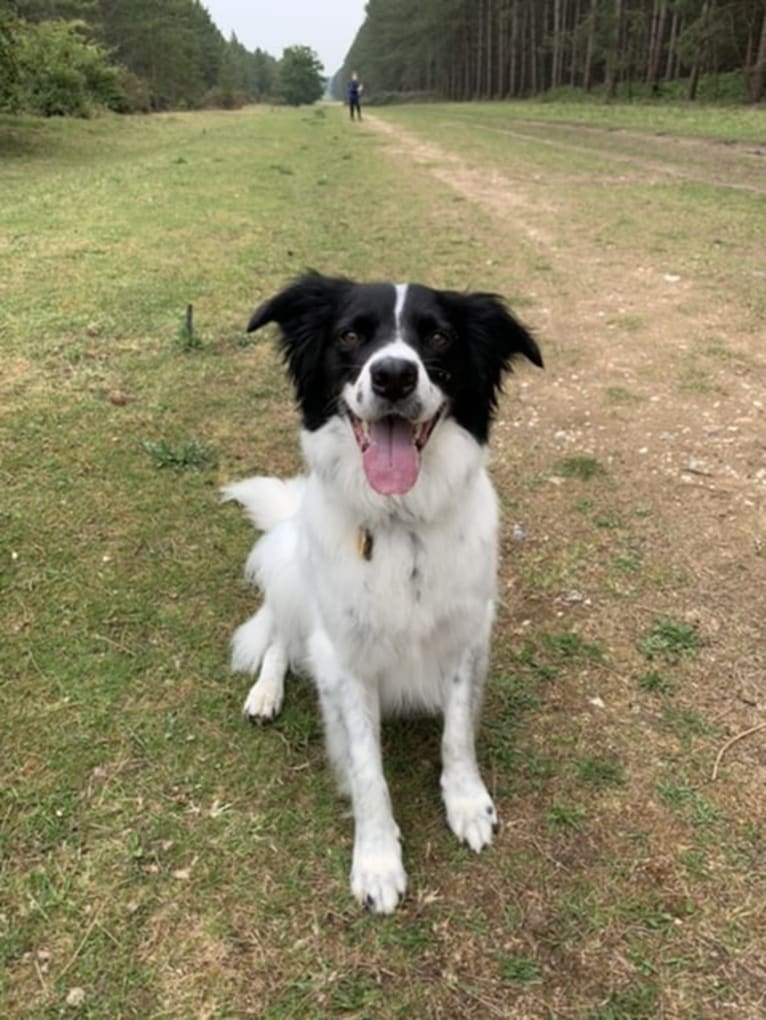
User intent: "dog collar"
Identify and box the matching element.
[357,527,374,561]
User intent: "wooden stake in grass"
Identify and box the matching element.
[177,302,202,350]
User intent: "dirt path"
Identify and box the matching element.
[369,110,766,748]
[368,114,765,500]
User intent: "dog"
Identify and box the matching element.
[223,271,542,913]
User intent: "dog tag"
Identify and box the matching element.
[357,527,374,561]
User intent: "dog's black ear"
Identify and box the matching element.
[247,271,349,334]
[247,272,352,430]
[441,290,543,377]
[437,289,542,443]
[463,292,543,370]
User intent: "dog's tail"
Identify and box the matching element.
[221,476,305,532]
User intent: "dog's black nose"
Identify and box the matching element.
[370,357,418,401]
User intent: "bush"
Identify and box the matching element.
[0,12,20,111]
[12,19,126,117]
[365,90,440,106]
[200,85,252,110]
[113,68,152,114]
[543,71,749,106]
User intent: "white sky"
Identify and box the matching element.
[202,1,367,76]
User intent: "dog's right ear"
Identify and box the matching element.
[247,271,349,335]
[247,272,352,430]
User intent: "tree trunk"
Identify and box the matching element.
[570,0,581,87]
[647,0,668,93]
[687,0,710,101]
[497,0,505,97]
[747,5,766,102]
[665,9,679,80]
[606,0,624,98]
[486,0,494,96]
[475,0,484,97]
[519,0,528,94]
[552,0,562,89]
[583,0,597,92]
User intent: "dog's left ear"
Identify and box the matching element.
[439,290,543,442]
[460,292,543,370]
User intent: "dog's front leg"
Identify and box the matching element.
[441,639,498,852]
[311,635,406,913]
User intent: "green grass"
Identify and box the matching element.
[639,618,702,663]
[539,631,605,662]
[575,756,626,788]
[605,385,643,404]
[2,100,765,1018]
[591,980,660,1019]
[499,954,542,983]
[142,437,217,470]
[636,669,674,695]
[546,801,587,832]
[656,780,724,829]
[555,456,607,481]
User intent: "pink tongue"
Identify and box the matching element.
[363,417,419,495]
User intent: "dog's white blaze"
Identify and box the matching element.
[370,338,417,363]
[394,283,408,341]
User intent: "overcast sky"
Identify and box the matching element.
[202,1,367,76]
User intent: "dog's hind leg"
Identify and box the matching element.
[231,607,287,723]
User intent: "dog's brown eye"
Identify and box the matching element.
[429,330,451,351]
[338,330,360,349]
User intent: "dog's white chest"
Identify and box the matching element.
[300,488,497,706]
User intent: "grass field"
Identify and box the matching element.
[1,100,766,1017]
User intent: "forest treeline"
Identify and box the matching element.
[0,0,324,115]
[3,0,764,117]
[336,0,766,103]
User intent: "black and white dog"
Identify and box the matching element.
[224,272,542,913]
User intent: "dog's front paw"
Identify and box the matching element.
[351,836,407,914]
[442,775,498,852]
[242,675,283,723]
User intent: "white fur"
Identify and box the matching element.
[394,282,407,335]
[221,476,304,532]
[226,355,501,913]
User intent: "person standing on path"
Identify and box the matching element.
[348,72,363,120]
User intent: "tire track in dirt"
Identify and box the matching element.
[463,121,766,197]
[367,116,559,247]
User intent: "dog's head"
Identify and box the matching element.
[248,271,542,495]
